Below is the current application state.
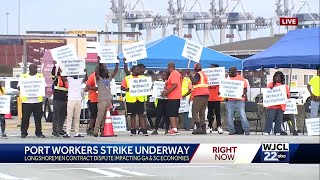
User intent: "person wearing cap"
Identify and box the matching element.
[188,63,209,135]
[225,66,250,135]
[161,63,182,135]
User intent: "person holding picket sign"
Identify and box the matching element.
[63,70,88,138]
[87,57,119,137]
[0,84,7,139]
[121,65,149,136]
[264,71,290,136]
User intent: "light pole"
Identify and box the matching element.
[18,0,21,35]
[5,12,10,34]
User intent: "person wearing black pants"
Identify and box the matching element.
[19,63,45,138]
[152,98,170,135]
[207,101,222,133]
[21,103,44,138]
[51,63,68,137]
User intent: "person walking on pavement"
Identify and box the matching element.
[188,63,209,135]
[225,66,250,135]
[161,63,182,136]
[51,61,68,137]
[63,71,88,138]
[19,63,46,138]
[207,64,223,134]
[0,83,8,139]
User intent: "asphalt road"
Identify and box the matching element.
[0,117,319,180]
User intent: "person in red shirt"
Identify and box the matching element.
[264,71,290,136]
[207,64,223,134]
[225,66,250,135]
[161,63,182,135]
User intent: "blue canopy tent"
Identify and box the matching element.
[114,35,241,70]
[243,27,320,70]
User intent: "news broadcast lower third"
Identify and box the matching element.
[1,0,320,179]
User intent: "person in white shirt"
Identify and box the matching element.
[64,72,87,138]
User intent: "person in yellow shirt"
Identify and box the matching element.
[0,83,8,139]
[307,66,320,118]
[178,70,192,130]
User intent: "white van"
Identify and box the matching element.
[0,77,20,94]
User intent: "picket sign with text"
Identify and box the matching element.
[0,95,11,114]
[152,81,165,98]
[98,46,118,64]
[20,78,46,97]
[122,41,147,63]
[50,45,78,64]
[111,79,117,96]
[305,118,320,136]
[263,85,287,107]
[182,40,203,63]
[60,59,86,76]
[128,77,153,97]
[111,115,127,132]
[202,67,225,86]
[179,99,190,113]
[284,98,298,114]
[219,79,244,99]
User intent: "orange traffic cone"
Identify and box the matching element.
[102,108,117,137]
[5,111,12,119]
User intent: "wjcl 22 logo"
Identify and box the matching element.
[261,143,290,163]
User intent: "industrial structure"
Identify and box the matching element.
[107,0,319,48]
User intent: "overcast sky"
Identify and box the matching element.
[0,0,319,45]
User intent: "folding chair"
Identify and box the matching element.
[245,101,263,135]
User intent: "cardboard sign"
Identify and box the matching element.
[263,85,287,107]
[202,67,225,86]
[60,59,86,76]
[0,95,11,114]
[98,46,118,64]
[179,99,190,113]
[284,99,298,114]
[51,45,78,63]
[111,79,117,96]
[182,40,203,63]
[20,78,46,97]
[152,81,165,98]
[305,118,320,136]
[122,41,147,63]
[219,79,244,99]
[128,77,152,97]
[111,115,127,132]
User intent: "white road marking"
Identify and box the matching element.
[109,167,154,176]
[83,168,125,177]
[0,172,37,180]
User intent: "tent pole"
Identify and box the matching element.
[187,59,191,69]
[259,66,263,103]
[289,64,292,91]
[250,70,253,101]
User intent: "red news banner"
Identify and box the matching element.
[279,17,299,26]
